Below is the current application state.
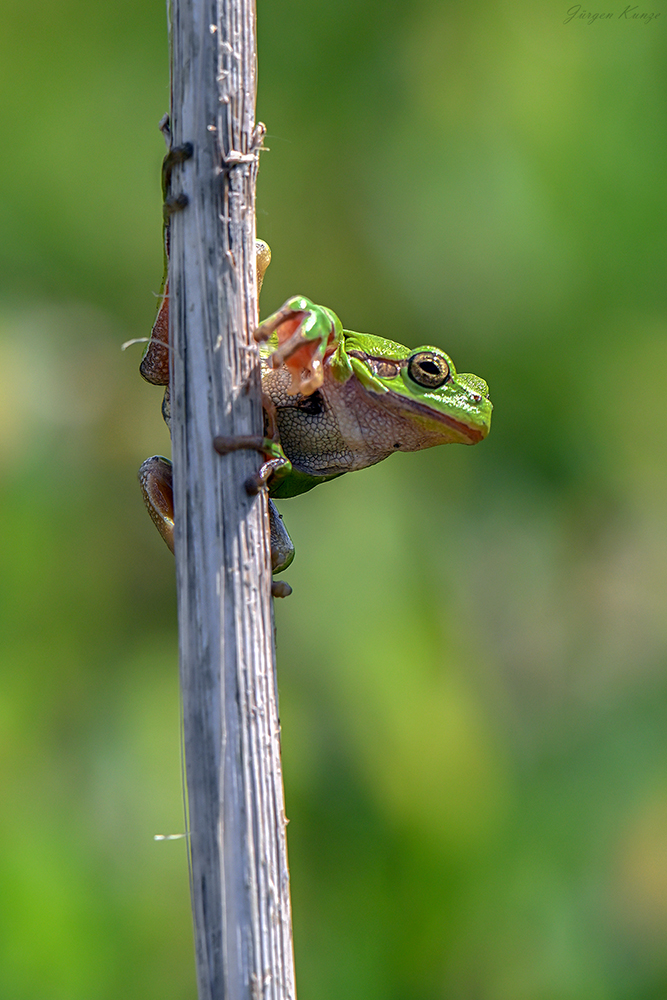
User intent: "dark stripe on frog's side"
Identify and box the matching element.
[292,389,326,416]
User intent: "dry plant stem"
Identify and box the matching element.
[168,0,296,997]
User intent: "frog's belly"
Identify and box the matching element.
[266,367,394,476]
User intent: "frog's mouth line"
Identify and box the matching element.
[380,391,488,445]
[437,413,486,444]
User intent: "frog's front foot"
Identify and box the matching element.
[213,434,291,496]
[255,296,339,396]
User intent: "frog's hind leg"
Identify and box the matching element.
[138,454,292,596]
[139,455,175,553]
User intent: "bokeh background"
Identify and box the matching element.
[1,0,666,997]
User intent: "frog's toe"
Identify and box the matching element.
[255,303,302,344]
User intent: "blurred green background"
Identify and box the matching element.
[1,0,666,997]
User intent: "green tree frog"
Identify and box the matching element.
[139,241,492,592]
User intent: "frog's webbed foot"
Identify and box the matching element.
[161,134,193,220]
[244,454,291,496]
[255,296,339,396]
[139,456,175,554]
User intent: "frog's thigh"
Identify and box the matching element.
[139,455,175,553]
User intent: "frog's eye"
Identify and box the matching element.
[407,351,450,389]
